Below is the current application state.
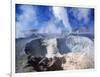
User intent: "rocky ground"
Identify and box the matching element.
[15,34,94,73]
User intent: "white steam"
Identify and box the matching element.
[16,5,37,38]
[52,7,72,33]
[38,7,72,34]
[69,8,90,24]
[38,20,62,34]
[16,5,92,38]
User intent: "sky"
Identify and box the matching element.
[16,4,94,38]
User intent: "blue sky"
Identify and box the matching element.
[16,4,94,38]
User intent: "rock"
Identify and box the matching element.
[62,52,94,70]
[24,39,47,57]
